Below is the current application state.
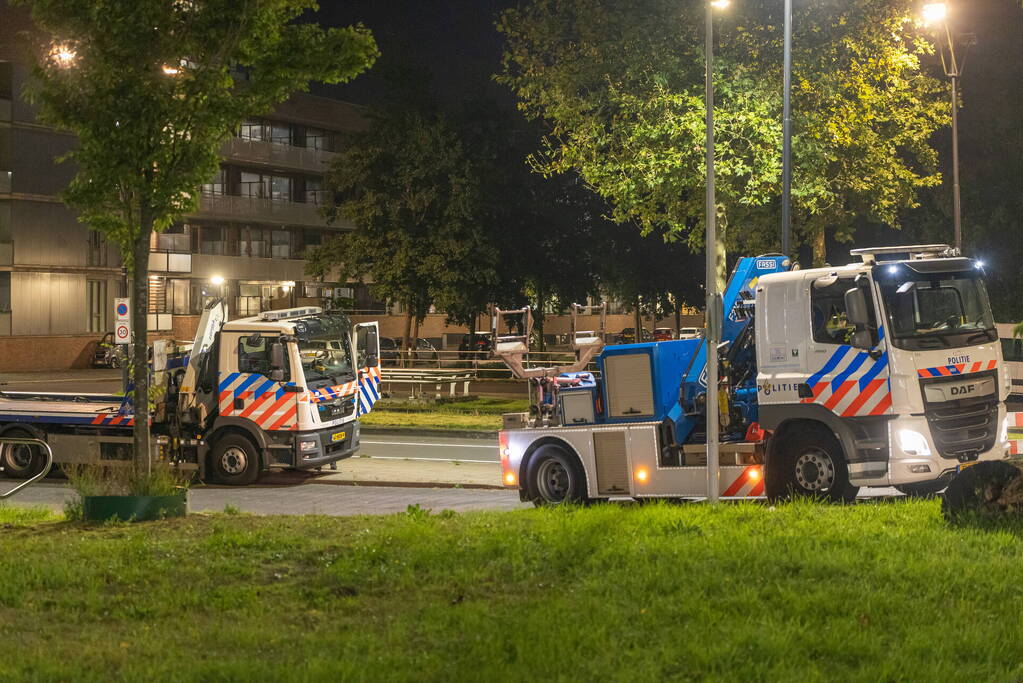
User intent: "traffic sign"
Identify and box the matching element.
[114,298,130,345]
[115,298,130,321]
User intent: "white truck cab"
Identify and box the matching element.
[756,245,1007,491]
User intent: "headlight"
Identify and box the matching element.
[299,440,318,452]
[898,429,932,457]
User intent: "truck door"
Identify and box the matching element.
[354,322,382,416]
[803,276,891,417]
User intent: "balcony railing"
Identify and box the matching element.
[221,137,338,172]
[194,193,330,227]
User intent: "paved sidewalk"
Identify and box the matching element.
[320,457,503,489]
[1,480,528,516]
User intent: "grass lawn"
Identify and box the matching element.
[3,500,1023,680]
[359,396,528,432]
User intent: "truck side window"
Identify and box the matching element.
[238,336,290,381]
[810,280,857,345]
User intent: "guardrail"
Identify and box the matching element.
[0,438,54,500]
[379,368,476,399]
[381,349,599,382]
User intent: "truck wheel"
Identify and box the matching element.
[766,425,858,503]
[526,444,587,506]
[0,430,46,480]
[208,434,261,486]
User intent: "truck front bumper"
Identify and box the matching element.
[290,421,361,469]
[885,408,1011,486]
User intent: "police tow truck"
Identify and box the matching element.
[0,303,381,485]
[497,245,1012,503]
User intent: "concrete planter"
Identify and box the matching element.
[82,491,187,522]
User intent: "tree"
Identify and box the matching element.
[19,0,377,475]
[307,108,501,350]
[497,0,949,266]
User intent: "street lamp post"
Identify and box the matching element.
[923,2,966,252]
[780,0,792,257]
[705,0,729,502]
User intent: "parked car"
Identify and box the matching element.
[412,338,439,364]
[379,336,399,364]
[616,327,652,344]
[678,327,701,340]
[652,327,675,341]
[92,332,121,368]
[458,333,493,359]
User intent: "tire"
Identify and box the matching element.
[0,429,47,480]
[765,424,858,503]
[525,444,588,506]
[896,478,950,497]
[208,433,261,486]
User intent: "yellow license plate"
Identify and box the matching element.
[331,431,346,443]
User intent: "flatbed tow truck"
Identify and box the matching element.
[497,245,1012,503]
[0,302,381,485]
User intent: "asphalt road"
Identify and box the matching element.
[360,433,498,463]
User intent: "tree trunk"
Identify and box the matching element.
[674,295,681,339]
[813,230,826,268]
[401,301,413,368]
[131,207,154,479]
[535,288,545,351]
[716,207,728,293]
[411,315,421,364]
[634,296,643,343]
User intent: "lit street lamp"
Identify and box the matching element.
[923,2,972,252]
[705,0,729,502]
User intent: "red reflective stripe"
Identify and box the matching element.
[824,381,855,411]
[722,466,754,497]
[255,395,292,428]
[841,379,884,417]
[748,478,765,497]
[268,404,297,431]
[1014,413,1023,428]
[937,366,952,376]
[108,415,123,425]
[917,369,927,377]
[91,415,105,425]
[239,391,274,419]
[971,362,983,373]
[868,392,893,416]
[988,360,998,370]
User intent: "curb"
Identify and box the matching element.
[308,479,506,491]
[360,426,497,440]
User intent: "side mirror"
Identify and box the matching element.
[851,330,874,350]
[366,353,379,368]
[270,369,285,382]
[844,287,870,326]
[271,341,285,370]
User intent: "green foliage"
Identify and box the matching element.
[498,0,949,262]
[4,502,1023,678]
[307,109,500,326]
[62,461,190,497]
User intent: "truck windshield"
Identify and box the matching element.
[878,272,996,350]
[299,339,355,385]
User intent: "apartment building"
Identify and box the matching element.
[0,3,367,367]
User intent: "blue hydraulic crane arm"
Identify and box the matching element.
[672,254,792,444]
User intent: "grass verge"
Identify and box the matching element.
[3,500,1023,680]
[359,396,528,432]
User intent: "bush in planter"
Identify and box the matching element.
[63,462,189,523]
[942,460,1023,524]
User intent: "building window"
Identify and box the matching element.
[87,230,107,267]
[237,282,262,316]
[241,226,267,258]
[201,168,226,196]
[169,278,190,315]
[87,279,107,332]
[271,229,291,259]
[239,119,266,141]
[305,176,325,204]
[200,225,226,255]
[303,229,323,251]
[156,224,190,253]
[305,127,329,150]
[270,122,292,146]
[239,171,264,198]
[270,176,291,202]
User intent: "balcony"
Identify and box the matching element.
[194,193,339,228]
[221,137,337,173]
